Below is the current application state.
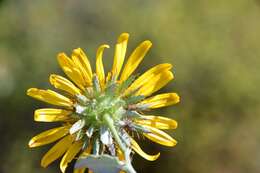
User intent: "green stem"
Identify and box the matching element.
[103,114,126,153]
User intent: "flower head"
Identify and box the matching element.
[27,33,180,173]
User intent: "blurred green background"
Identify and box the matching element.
[0,0,260,173]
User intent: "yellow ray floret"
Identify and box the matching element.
[72,48,93,83]
[124,63,172,95]
[41,135,74,168]
[140,93,180,109]
[120,40,152,82]
[34,108,72,122]
[60,140,83,172]
[135,70,174,96]
[49,74,82,95]
[57,53,86,90]
[96,44,110,88]
[135,115,178,130]
[29,126,70,148]
[130,137,160,161]
[142,125,177,147]
[112,33,129,79]
[72,48,93,85]
[117,148,126,173]
[27,88,73,107]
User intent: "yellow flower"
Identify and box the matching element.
[27,33,180,173]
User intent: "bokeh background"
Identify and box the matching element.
[0,0,260,173]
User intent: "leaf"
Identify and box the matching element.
[75,154,125,173]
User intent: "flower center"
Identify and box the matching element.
[77,93,126,127]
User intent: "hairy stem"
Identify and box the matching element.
[103,114,126,153]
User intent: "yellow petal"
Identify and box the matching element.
[120,40,152,82]
[140,93,180,109]
[60,140,83,172]
[117,148,125,161]
[124,63,172,95]
[41,135,74,168]
[28,126,70,147]
[57,53,86,90]
[130,137,160,161]
[96,44,110,88]
[27,88,73,107]
[111,33,129,79]
[49,74,82,95]
[142,125,177,147]
[72,48,93,84]
[117,148,125,173]
[106,72,112,83]
[57,52,75,69]
[135,70,173,96]
[74,168,86,173]
[135,115,178,129]
[80,140,93,156]
[34,108,72,122]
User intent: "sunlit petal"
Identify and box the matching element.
[27,88,73,107]
[41,135,74,167]
[96,44,110,88]
[120,40,152,82]
[130,137,160,161]
[135,70,173,96]
[124,63,172,95]
[135,115,177,129]
[29,126,70,148]
[60,140,83,172]
[34,108,72,122]
[49,74,82,95]
[140,93,180,108]
[111,33,129,79]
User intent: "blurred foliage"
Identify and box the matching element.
[0,0,260,173]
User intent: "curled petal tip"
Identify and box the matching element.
[26,88,37,96]
[28,139,34,148]
[173,93,180,103]
[72,48,82,54]
[143,40,152,47]
[118,33,129,42]
[57,52,66,59]
[101,44,110,48]
[172,140,178,147]
[49,75,56,84]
